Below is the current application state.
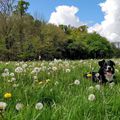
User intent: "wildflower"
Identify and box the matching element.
[32,67,40,74]
[7,79,10,82]
[95,73,99,77]
[4,93,12,99]
[65,69,71,73]
[52,67,57,71]
[88,94,96,101]
[16,63,20,66]
[5,62,9,65]
[74,80,80,85]
[2,72,9,77]
[22,63,27,69]
[10,73,15,77]
[11,77,16,82]
[15,67,23,73]
[87,73,92,77]
[4,69,9,73]
[35,102,43,110]
[0,102,7,111]
[47,72,50,75]
[13,84,19,88]
[88,86,94,91]
[95,84,101,90]
[15,103,24,111]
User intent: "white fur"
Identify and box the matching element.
[105,74,114,82]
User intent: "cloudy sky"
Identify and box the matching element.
[27,0,120,42]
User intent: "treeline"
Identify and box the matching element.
[0,0,120,61]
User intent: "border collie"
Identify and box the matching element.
[84,60,115,84]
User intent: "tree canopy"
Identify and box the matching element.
[0,0,119,60]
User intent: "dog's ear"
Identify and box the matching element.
[98,60,105,67]
[109,60,115,66]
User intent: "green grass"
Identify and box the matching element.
[0,59,120,120]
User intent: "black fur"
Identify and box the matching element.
[84,60,115,84]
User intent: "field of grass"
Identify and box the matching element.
[0,59,120,120]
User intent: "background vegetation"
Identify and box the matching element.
[0,0,120,61]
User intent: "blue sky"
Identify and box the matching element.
[27,0,105,26]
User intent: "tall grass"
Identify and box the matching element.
[0,59,120,120]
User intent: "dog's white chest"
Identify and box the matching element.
[105,74,114,82]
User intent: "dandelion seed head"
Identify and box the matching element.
[74,80,80,85]
[0,102,7,111]
[88,94,96,101]
[15,103,24,111]
[35,102,43,110]
[95,84,101,90]
[15,67,23,73]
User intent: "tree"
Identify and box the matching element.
[16,0,30,53]
[0,0,16,60]
[83,32,114,58]
[17,0,29,17]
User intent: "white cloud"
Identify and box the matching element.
[49,5,84,27]
[88,0,120,42]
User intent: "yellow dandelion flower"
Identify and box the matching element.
[87,74,92,77]
[4,93,12,99]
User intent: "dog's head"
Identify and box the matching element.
[99,60,115,82]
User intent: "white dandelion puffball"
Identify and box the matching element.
[22,63,28,69]
[35,102,43,110]
[52,67,57,71]
[95,84,101,90]
[11,77,16,82]
[32,67,41,74]
[66,69,71,73]
[13,83,19,88]
[10,73,15,77]
[74,80,80,85]
[2,72,9,77]
[95,73,99,77]
[88,94,96,101]
[4,68,9,73]
[0,102,7,111]
[15,67,23,73]
[15,103,24,111]
[88,86,94,91]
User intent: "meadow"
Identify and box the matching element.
[0,59,120,120]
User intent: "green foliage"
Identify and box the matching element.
[0,60,120,119]
[0,0,119,61]
[17,0,30,16]
[83,32,114,58]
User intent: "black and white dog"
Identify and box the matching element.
[85,60,116,84]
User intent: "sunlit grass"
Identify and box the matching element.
[0,59,120,120]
